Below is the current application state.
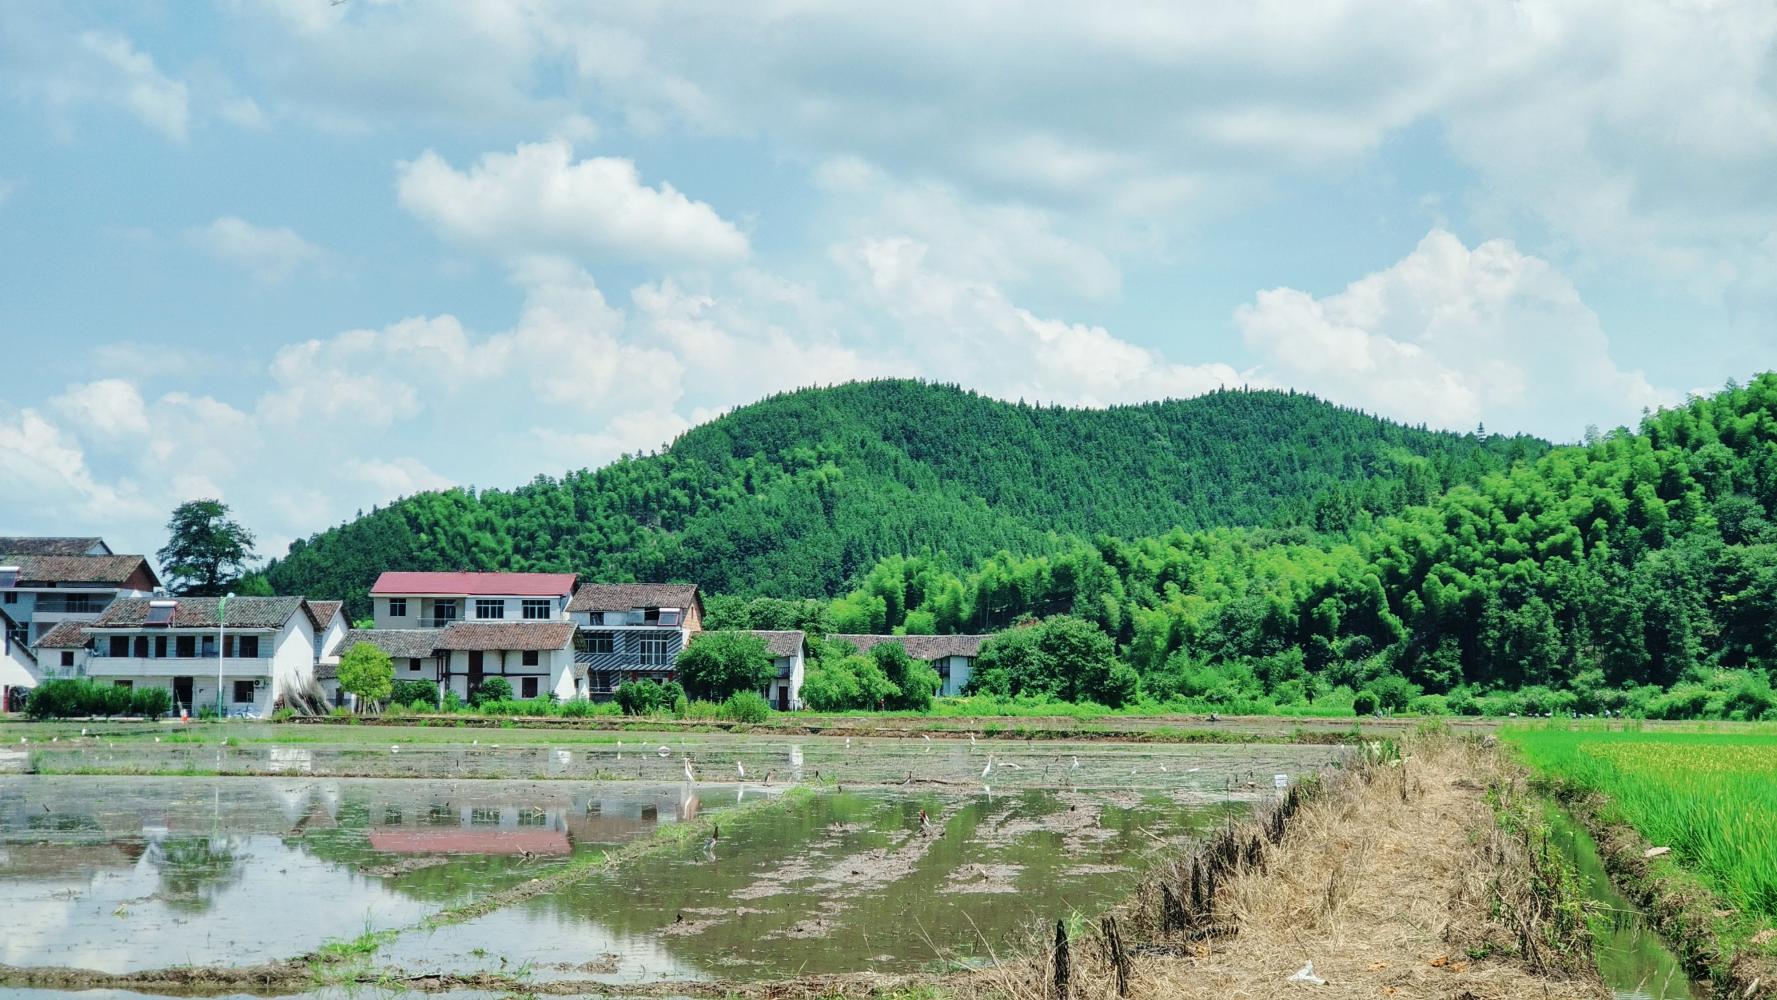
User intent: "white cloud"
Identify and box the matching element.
[49,379,149,442]
[841,237,1243,407]
[1236,229,1675,439]
[341,457,455,498]
[186,216,323,284]
[0,407,154,530]
[396,140,749,265]
[73,31,191,140]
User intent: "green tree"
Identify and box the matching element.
[158,499,258,596]
[676,631,774,700]
[336,642,393,709]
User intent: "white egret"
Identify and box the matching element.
[684,759,695,783]
[1072,756,1081,770]
[982,756,993,778]
[737,761,746,779]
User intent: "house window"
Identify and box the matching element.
[133,636,149,658]
[387,597,407,617]
[585,612,605,625]
[115,679,132,690]
[521,676,539,698]
[470,807,500,826]
[60,651,75,667]
[232,680,255,703]
[201,635,215,657]
[222,637,234,657]
[522,599,551,620]
[176,635,196,657]
[517,807,546,827]
[639,635,670,667]
[409,657,423,672]
[2,592,15,604]
[433,600,458,623]
[658,608,682,626]
[239,635,259,658]
[475,599,504,620]
[584,631,614,655]
[154,636,168,658]
[522,650,540,666]
[109,636,128,657]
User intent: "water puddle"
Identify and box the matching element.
[0,775,732,973]
[1545,805,1704,1000]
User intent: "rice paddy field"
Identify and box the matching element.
[1505,725,1777,924]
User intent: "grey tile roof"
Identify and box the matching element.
[92,596,304,630]
[829,634,990,660]
[304,600,344,631]
[33,622,91,649]
[2,555,152,586]
[567,583,699,613]
[0,537,109,556]
[747,630,807,658]
[341,628,443,660]
[435,621,578,652]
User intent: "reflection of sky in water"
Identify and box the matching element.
[0,776,715,974]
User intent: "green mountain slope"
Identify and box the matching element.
[264,379,1545,614]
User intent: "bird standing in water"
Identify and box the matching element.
[684,759,695,783]
[704,825,720,854]
[919,809,933,835]
[736,761,746,780]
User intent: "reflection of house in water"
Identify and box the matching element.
[364,786,696,856]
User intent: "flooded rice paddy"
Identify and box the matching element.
[0,731,1344,994]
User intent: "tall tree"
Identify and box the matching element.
[158,499,258,596]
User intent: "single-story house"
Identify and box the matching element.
[829,633,991,697]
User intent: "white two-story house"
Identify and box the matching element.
[1,538,160,710]
[369,571,577,628]
[830,633,990,697]
[567,583,703,699]
[83,596,341,715]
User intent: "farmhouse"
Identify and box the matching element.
[82,596,342,715]
[0,539,161,709]
[830,633,990,697]
[568,583,704,698]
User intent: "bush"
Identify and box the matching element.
[685,699,721,720]
[470,676,513,707]
[677,632,774,701]
[615,679,667,715]
[129,686,174,720]
[391,680,437,707]
[1352,689,1381,716]
[720,690,771,724]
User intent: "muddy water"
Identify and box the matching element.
[0,775,732,973]
[1,737,1344,992]
[1544,806,1704,1000]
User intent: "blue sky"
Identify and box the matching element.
[2,1,1773,559]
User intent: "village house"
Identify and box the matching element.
[749,630,808,710]
[369,571,577,628]
[567,583,703,698]
[0,537,160,710]
[830,633,990,697]
[333,620,580,706]
[82,595,343,715]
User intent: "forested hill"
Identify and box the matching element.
[264,379,1546,613]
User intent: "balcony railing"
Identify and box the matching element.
[87,655,272,677]
[417,616,461,628]
[32,598,108,614]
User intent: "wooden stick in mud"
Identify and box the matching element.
[1053,919,1070,1000]
[1100,915,1131,997]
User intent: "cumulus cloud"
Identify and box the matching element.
[396,140,749,265]
[1235,229,1675,439]
[186,216,323,284]
[49,379,149,441]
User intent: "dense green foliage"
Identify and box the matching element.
[158,499,258,596]
[833,377,1777,717]
[469,676,513,707]
[614,678,687,716]
[390,679,437,707]
[337,642,394,708]
[265,380,1541,615]
[25,680,172,719]
[1508,726,1777,919]
[677,631,774,700]
[719,690,772,723]
[800,639,940,711]
[970,616,1139,707]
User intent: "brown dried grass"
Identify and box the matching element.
[978,734,1608,1000]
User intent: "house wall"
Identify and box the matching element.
[441,645,575,701]
[375,594,569,629]
[937,654,973,697]
[576,628,686,673]
[271,614,320,705]
[760,647,807,710]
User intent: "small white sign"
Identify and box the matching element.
[1274,773,1289,789]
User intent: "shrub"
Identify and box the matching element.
[684,699,721,720]
[615,679,666,715]
[128,686,174,720]
[1352,689,1381,716]
[391,680,437,707]
[24,679,84,719]
[677,632,774,700]
[470,677,513,707]
[720,690,771,724]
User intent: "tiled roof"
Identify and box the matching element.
[304,600,344,631]
[33,622,91,649]
[829,633,990,660]
[341,628,443,660]
[371,571,576,597]
[0,537,108,556]
[92,596,305,630]
[2,555,153,587]
[435,620,578,652]
[567,583,699,613]
[746,630,807,658]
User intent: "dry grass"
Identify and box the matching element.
[979,734,1607,1000]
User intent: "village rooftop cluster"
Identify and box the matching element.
[0,535,986,715]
